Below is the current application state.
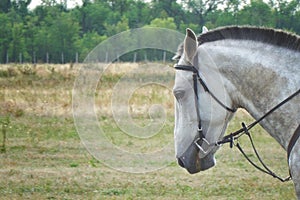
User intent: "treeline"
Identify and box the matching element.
[1,0,300,63]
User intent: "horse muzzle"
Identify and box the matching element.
[177,141,216,174]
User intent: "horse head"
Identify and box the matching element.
[173,28,236,174]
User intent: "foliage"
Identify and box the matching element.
[237,0,275,26]
[104,15,130,36]
[148,17,177,30]
[1,0,300,63]
[75,31,107,61]
[0,13,12,62]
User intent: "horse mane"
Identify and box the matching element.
[198,26,300,52]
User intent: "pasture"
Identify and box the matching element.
[0,63,296,199]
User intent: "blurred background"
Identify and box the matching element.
[1,0,300,64]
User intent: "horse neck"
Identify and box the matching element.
[202,40,300,149]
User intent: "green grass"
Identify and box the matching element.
[0,63,296,199]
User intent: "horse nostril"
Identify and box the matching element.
[178,157,185,168]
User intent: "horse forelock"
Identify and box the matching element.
[198,26,300,52]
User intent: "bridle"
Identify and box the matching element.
[174,64,236,158]
[174,63,300,182]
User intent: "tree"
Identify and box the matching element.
[293,10,300,33]
[124,0,151,28]
[74,1,110,35]
[104,15,129,36]
[269,0,300,30]
[206,9,234,28]
[41,0,57,7]
[0,0,12,13]
[151,0,185,28]
[224,0,247,24]
[47,12,80,63]
[33,7,80,63]
[34,25,49,63]
[182,0,225,26]
[32,5,62,62]
[75,31,107,61]
[148,17,177,30]
[238,0,275,26]
[0,13,12,63]
[11,0,31,18]
[9,22,28,62]
[0,0,300,64]
[103,0,130,16]
[24,15,40,63]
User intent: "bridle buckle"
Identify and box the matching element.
[194,137,213,158]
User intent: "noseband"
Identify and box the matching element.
[174,64,236,157]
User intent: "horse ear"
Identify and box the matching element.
[184,28,198,63]
[202,26,208,33]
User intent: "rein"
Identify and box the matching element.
[217,88,300,182]
[175,64,300,182]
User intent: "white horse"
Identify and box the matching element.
[173,26,300,198]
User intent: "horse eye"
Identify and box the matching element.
[173,90,185,100]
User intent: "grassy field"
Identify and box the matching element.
[0,63,296,199]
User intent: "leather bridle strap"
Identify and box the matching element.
[175,64,235,156]
[218,88,300,146]
[175,65,205,141]
[174,65,198,73]
[287,124,300,161]
[175,65,236,113]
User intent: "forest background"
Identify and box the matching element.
[1,0,300,63]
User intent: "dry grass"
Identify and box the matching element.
[0,63,296,199]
